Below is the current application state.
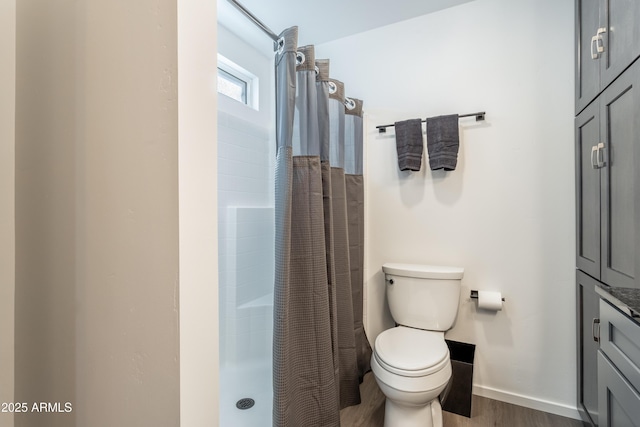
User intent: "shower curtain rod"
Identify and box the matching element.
[226,0,280,43]
[376,112,486,133]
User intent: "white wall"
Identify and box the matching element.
[15,1,180,426]
[0,2,15,427]
[318,0,576,418]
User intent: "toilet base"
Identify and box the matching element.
[384,397,443,427]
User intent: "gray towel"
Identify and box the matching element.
[427,114,459,171]
[394,119,423,171]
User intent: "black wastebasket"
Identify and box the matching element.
[441,340,476,418]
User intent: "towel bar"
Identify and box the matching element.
[376,112,486,133]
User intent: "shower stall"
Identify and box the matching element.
[217,1,371,425]
[217,21,276,427]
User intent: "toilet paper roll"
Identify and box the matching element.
[477,291,503,311]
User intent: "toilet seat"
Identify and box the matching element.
[374,326,449,377]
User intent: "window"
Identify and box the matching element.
[217,54,258,110]
[218,68,247,104]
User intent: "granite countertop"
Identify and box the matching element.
[595,282,640,322]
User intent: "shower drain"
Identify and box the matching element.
[236,398,255,410]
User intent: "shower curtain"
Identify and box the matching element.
[273,26,372,426]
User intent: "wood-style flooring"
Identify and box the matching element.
[340,372,584,427]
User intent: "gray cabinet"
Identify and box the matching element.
[577,271,601,425]
[576,101,601,280]
[599,65,638,289]
[576,0,601,113]
[575,58,639,289]
[598,299,640,426]
[576,4,640,424]
[575,0,640,114]
[597,353,640,427]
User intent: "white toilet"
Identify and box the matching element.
[371,263,464,427]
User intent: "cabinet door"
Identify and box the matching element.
[576,102,602,279]
[600,299,640,392]
[599,60,639,288]
[577,271,601,425]
[598,351,640,427]
[576,0,602,114]
[600,0,640,90]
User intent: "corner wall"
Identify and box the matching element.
[0,2,15,427]
[15,1,180,425]
[318,0,576,418]
[15,1,77,424]
[178,0,219,425]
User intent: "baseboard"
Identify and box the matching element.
[472,384,581,421]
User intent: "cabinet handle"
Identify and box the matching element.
[592,317,601,343]
[591,35,599,59]
[591,145,599,169]
[597,142,606,168]
[590,27,607,60]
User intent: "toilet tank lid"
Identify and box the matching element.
[382,263,464,280]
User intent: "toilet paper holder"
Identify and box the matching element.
[470,290,505,302]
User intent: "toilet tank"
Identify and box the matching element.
[382,263,464,331]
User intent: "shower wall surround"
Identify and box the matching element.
[217,106,274,366]
[217,23,275,368]
[217,22,275,427]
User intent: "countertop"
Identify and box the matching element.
[595,282,640,323]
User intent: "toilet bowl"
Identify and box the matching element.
[372,327,452,427]
[371,263,463,427]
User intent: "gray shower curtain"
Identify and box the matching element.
[273,26,372,426]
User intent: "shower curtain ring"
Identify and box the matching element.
[345,98,356,110]
[275,37,285,54]
[296,51,306,66]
